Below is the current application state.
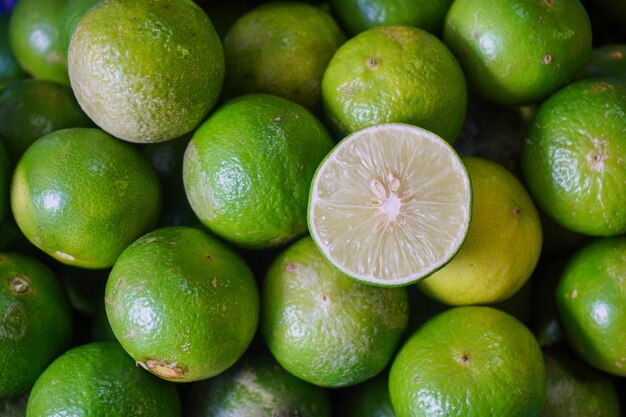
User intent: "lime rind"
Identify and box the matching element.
[308,123,471,286]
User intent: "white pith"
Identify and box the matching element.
[309,124,471,285]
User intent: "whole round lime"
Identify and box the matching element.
[0,78,92,162]
[183,94,333,249]
[0,141,9,223]
[444,0,591,106]
[262,236,409,387]
[322,25,467,143]
[0,15,26,88]
[418,157,542,305]
[11,128,162,269]
[68,0,224,143]
[389,306,546,417]
[25,341,181,417]
[522,78,626,236]
[223,2,345,110]
[8,0,69,84]
[105,226,259,382]
[0,252,73,397]
[186,353,332,417]
[583,45,626,80]
[555,237,626,376]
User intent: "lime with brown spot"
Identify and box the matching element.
[25,341,181,417]
[522,78,626,236]
[583,44,626,80]
[11,128,162,269]
[0,252,72,397]
[68,0,224,143]
[105,226,259,383]
[556,237,626,376]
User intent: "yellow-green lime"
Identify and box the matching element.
[223,2,345,111]
[418,157,542,305]
[183,94,334,249]
[25,341,181,417]
[68,0,224,143]
[522,78,626,236]
[308,123,471,286]
[262,236,409,387]
[389,306,546,417]
[321,25,467,143]
[105,226,259,382]
[11,128,162,269]
[0,252,73,397]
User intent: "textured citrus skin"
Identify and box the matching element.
[330,0,453,36]
[444,0,591,106]
[0,141,8,223]
[223,2,345,110]
[262,236,409,388]
[26,342,181,417]
[187,353,332,417]
[322,25,467,143]
[68,0,224,143]
[0,78,92,162]
[0,16,26,88]
[8,0,69,85]
[583,45,626,80]
[556,237,626,376]
[419,157,542,305]
[0,253,72,397]
[183,94,334,249]
[389,306,546,417]
[11,128,162,269]
[522,79,626,236]
[105,226,259,383]
[541,347,621,417]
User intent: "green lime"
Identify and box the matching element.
[329,0,453,36]
[8,0,69,85]
[583,44,626,80]
[11,128,162,269]
[418,157,542,305]
[0,78,92,162]
[308,123,471,286]
[261,236,409,387]
[0,15,26,88]
[556,237,626,376]
[25,341,181,417]
[186,352,332,417]
[0,140,9,223]
[0,252,73,397]
[183,94,333,249]
[335,372,396,417]
[522,78,626,236]
[444,0,592,106]
[223,2,345,111]
[541,346,621,417]
[0,394,28,417]
[322,25,467,143]
[389,306,546,417]
[68,0,224,143]
[59,0,99,55]
[105,226,259,382]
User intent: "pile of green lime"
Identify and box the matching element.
[1,0,625,415]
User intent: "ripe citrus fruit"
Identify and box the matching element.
[321,25,467,143]
[522,78,626,236]
[583,45,626,80]
[25,341,182,417]
[0,78,92,162]
[308,123,471,286]
[8,0,69,84]
[0,15,26,88]
[541,346,621,417]
[261,236,409,387]
[223,2,345,111]
[444,0,592,106]
[418,157,542,305]
[183,94,334,249]
[186,352,332,417]
[555,237,626,376]
[105,226,259,382]
[0,140,8,222]
[0,252,73,397]
[68,0,224,143]
[336,372,396,417]
[329,0,453,36]
[389,306,546,417]
[11,127,162,269]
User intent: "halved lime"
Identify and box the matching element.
[308,123,471,286]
